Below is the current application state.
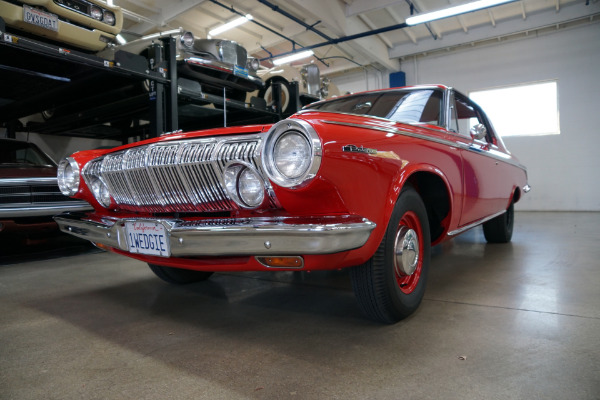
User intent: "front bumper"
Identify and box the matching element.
[54,213,375,257]
[181,57,264,92]
[0,1,118,51]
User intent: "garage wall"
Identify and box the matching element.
[335,22,600,211]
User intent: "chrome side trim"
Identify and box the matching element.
[54,214,376,257]
[321,119,527,171]
[447,210,505,237]
[0,202,92,218]
[0,177,57,185]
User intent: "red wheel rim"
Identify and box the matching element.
[394,210,424,294]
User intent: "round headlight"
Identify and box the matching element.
[238,168,264,207]
[103,11,115,25]
[57,157,80,196]
[247,57,260,72]
[180,32,194,48]
[274,132,311,179]
[90,6,102,20]
[223,163,265,209]
[262,120,322,188]
[90,178,112,208]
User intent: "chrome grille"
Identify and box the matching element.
[218,40,247,67]
[0,179,77,205]
[85,136,263,213]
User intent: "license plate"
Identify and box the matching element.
[23,5,59,32]
[234,65,249,78]
[125,221,171,257]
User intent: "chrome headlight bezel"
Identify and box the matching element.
[223,162,266,209]
[247,57,260,72]
[82,158,114,209]
[57,157,80,196]
[262,119,322,188]
[180,31,195,48]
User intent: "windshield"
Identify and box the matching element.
[308,89,444,126]
[0,141,56,167]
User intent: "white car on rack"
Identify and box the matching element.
[0,0,123,51]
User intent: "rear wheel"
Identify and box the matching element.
[148,264,214,285]
[483,201,514,243]
[350,186,431,324]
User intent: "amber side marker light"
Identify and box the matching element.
[256,256,304,269]
[93,242,111,252]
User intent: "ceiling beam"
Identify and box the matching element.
[283,0,400,71]
[345,0,404,17]
[389,2,600,58]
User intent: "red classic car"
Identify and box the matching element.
[0,138,91,241]
[54,85,529,323]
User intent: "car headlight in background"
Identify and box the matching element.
[224,163,265,208]
[262,119,322,188]
[247,57,260,72]
[181,32,195,48]
[57,157,80,196]
[90,6,103,20]
[103,11,116,26]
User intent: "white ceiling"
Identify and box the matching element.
[116,0,600,75]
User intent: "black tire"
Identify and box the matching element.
[350,186,431,324]
[148,264,214,285]
[483,201,514,243]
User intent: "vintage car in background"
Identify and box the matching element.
[54,85,529,323]
[0,0,123,51]
[254,64,340,113]
[98,28,264,102]
[0,138,91,241]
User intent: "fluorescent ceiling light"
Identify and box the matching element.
[209,14,253,37]
[272,50,314,66]
[406,0,517,26]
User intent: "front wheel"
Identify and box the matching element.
[148,264,214,285]
[350,186,431,324]
[483,201,514,243]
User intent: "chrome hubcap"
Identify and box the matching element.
[394,226,419,276]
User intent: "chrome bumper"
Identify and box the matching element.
[54,213,376,257]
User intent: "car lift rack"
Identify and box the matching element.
[0,17,293,142]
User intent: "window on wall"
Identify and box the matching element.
[469,81,560,137]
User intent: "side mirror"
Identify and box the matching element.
[470,124,487,140]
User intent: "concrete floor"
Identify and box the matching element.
[1,212,599,400]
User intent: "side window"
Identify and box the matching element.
[386,90,443,127]
[454,93,492,143]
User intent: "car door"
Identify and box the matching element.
[448,90,509,227]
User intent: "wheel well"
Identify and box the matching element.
[512,187,522,203]
[406,172,451,243]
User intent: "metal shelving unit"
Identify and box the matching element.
[0,17,280,142]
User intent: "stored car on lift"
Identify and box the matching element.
[255,64,340,113]
[54,85,529,323]
[98,28,264,102]
[0,138,91,240]
[0,0,123,51]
